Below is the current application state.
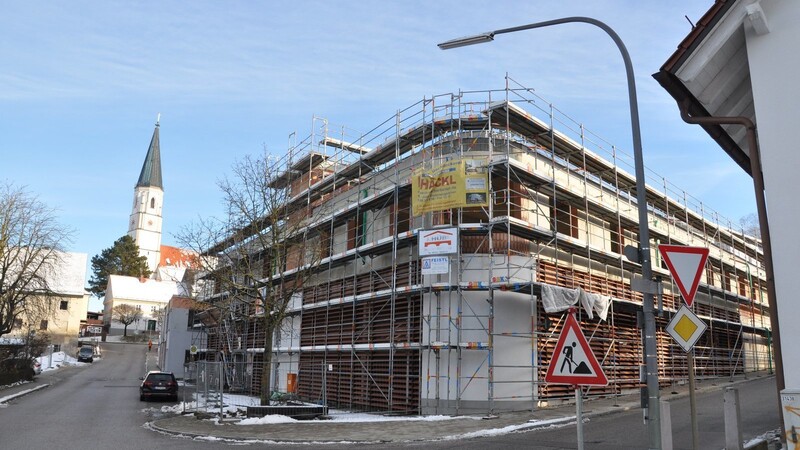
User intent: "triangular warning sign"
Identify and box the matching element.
[545,311,608,386]
[658,245,709,307]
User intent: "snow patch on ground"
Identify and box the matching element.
[236,415,298,425]
[0,380,30,390]
[35,351,83,371]
[741,428,781,449]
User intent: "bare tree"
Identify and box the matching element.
[739,213,761,237]
[112,304,142,337]
[178,153,325,405]
[0,183,72,338]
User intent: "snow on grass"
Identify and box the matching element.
[236,415,299,425]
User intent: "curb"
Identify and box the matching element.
[0,384,50,404]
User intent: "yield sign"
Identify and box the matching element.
[545,310,608,386]
[658,244,709,307]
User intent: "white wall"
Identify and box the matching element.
[420,255,536,413]
[161,307,192,374]
[745,0,800,389]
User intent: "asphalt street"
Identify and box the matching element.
[0,342,781,449]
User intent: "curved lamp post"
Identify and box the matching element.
[439,17,662,449]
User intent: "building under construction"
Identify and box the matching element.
[196,77,772,415]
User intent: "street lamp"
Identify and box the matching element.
[439,17,662,449]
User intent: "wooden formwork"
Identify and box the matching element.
[298,349,420,413]
[536,259,745,399]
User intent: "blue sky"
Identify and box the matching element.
[1,1,755,308]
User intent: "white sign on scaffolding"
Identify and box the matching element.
[421,256,450,275]
[419,228,458,256]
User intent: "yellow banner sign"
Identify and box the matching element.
[411,158,488,215]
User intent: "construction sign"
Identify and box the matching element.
[545,310,608,386]
[658,244,709,307]
[665,305,707,352]
[419,228,458,256]
[411,158,488,215]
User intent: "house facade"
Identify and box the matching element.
[6,251,89,353]
[654,0,799,396]
[103,274,184,334]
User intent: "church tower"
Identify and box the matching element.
[128,117,163,274]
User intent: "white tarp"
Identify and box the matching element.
[541,285,611,321]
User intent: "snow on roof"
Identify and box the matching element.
[45,251,87,296]
[107,274,185,303]
[155,265,186,282]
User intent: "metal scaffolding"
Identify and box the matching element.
[196,75,772,415]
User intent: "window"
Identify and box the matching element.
[13,318,23,329]
[60,300,68,310]
[52,344,61,352]
[40,320,48,330]
[150,197,155,209]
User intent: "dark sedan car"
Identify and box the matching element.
[77,346,93,363]
[139,371,178,401]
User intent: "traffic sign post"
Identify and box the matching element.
[545,308,607,450]
[659,245,709,450]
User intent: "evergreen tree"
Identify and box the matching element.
[88,235,151,297]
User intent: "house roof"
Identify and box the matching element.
[136,121,163,189]
[106,274,184,303]
[653,0,754,175]
[45,251,88,297]
[159,245,197,268]
[168,296,210,311]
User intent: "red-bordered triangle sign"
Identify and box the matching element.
[658,245,709,307]
[545,310,608,386]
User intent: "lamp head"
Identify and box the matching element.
[437,32,495,50]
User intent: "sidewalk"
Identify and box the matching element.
[149,371,778,444]
[0,367,66,406]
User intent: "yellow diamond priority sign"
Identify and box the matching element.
[666,305,707,352]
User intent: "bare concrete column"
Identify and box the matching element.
[660,400,673,450]
[724,387,743,450]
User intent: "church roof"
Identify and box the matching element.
[136,121,163,189]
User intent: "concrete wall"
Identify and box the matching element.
[160,307,191,374]
[745,0,800,388]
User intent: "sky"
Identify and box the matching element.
[1,1,757,309]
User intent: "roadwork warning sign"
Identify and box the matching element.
[545,310,608,386]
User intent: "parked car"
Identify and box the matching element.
[77,346,94,363]
[139,371,178,401]
[31,359,42,375]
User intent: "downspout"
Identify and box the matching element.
[678,98,785,425]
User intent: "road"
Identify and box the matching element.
[0,342,208,450]
[0,342,780,449]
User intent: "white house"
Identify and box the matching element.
[103,274,185,334]
[655,0,800,395]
